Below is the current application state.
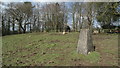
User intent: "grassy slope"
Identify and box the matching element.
[2,32,118,66]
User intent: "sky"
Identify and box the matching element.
[0,0,119,2]
[0,0,33,2]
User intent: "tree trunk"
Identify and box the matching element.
[2,16,5,36]
[12,22,15,34]
[19,23,26,33]
[18,18,22,34]
[30,23,32,33]
[72,13,75,31]
[7,18,11,35]
[18,23,21,34]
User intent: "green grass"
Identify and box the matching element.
[2,32,118,66]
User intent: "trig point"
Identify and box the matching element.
[77,29,94,55]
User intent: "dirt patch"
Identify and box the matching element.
[49,33,62,35]
[50,40,60,43]
[92,34,118,66]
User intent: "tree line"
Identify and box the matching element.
[1,2,119,36]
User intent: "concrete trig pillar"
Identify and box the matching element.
[77,29,94,55]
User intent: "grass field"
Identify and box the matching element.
[2,32,118,66]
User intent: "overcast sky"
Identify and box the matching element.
[0,0,119,2]
[0,0,33,2]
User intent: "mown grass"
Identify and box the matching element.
[2,32,118,66]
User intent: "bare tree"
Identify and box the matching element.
[6,2,33,33]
